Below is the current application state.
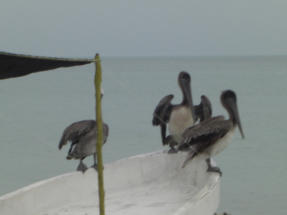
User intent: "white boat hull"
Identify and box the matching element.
[0,151,220,215]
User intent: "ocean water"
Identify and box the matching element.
[0,56,286,214]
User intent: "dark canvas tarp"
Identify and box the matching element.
[0,51,94,79]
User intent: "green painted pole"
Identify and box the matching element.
[94,53,105,215]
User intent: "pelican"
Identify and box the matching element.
[58,89,109,173]
[58,120,109,173]
[180,90,244,175]
[152,71,212,152]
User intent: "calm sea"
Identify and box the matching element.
[0,56,286,214]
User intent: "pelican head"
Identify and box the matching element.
[221,90,244,139]
[178,71,193,108]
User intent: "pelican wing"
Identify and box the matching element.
[103,123,109,143]
[65,122,109,160]
[194,95,212,122]
[58,120,96,150]
[180,116,232,167]
[181,116,231,147]
[152,94,174,126]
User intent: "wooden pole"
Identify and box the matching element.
[94,53,105,215]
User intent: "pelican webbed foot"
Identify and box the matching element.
[77,160,88,173]
[206,158,222,176]
[207,166,222,176]
[165,135,178,154]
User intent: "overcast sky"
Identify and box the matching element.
[1,0,287,57]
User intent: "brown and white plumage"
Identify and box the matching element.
[152,72,212,152]
[58,120,109,172]
[152,72,195,152]
[180,90,244,174]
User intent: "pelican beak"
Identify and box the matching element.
[182,80,193,106]
[179,72,195,119]
[231,102,245,139]
[236,111,245,139]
